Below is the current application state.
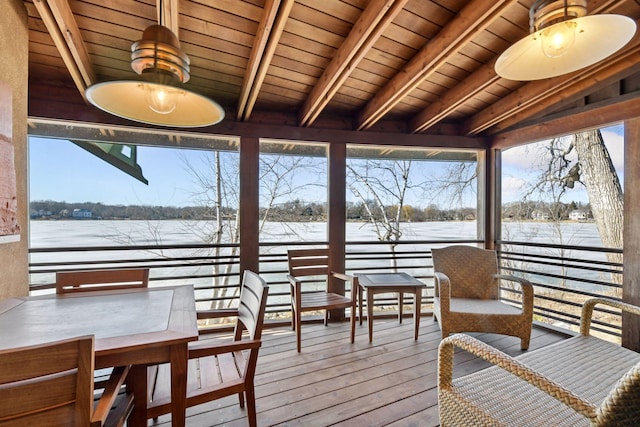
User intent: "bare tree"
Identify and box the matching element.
[347,159,418,273]
[258,154,326,239]
[425,161,477,212]
[181,150,240,313]
[347,159,413,243]
[520,129,623,288]
[572,130,623,253]
[180,150,327,319]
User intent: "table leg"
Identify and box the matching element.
[128,365,148,427]
[414,287,421,340]
[359,285,364,326]
[170,343,189,427]
[367,289,374,343]
[398,292,404,323]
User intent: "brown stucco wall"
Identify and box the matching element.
[0,0,29,299]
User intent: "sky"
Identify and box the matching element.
[28,123,625,208]
[29,138,209,207]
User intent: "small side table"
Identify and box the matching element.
[355,272,426,342]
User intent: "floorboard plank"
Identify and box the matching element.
[150,317,568,426]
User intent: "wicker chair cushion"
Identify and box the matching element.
[445,336,640,426]
[448,298,522,315]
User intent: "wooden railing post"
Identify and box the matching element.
[328,142,347,320]
[240,137,260,278]
[623,117,640,351]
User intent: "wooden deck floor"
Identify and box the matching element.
[151,316,568,427]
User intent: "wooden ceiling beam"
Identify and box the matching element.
[355,0,515,131]
[465,25,640,135]
[33,0,95,100]
[492,95,640,148]
[237,0,294,121]
[410,58,500,133]
[298,0,408,127]
[486,49,640,136]
[410,0,632,135]
[589,0,628,14]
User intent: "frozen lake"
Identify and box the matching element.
[28,219,614,300]
[28,219,604,248]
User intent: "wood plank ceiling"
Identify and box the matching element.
[23,0,640,147]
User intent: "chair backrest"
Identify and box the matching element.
[432,245,499,299]
[235,270,270,342]
[0,335,94,426]
[56,268,149,294]
[287,248,330,282]
[230,271,269,385]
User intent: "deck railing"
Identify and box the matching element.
[29,240,623,340]
[497,240,623,341]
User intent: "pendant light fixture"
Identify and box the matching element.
[85,3,224,127]
[495,0,636,81]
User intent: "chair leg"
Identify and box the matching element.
[238,391,245,408]
[358,286,364,326]
[350,306,356,344]
[296,309,302,352]
[246,386,257,427]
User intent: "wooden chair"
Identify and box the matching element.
[0,335,132,427]
[147,270,269,427]
[431,245,534,350]
[56,268,149,294]
[55,268,151,392]
[287,248,357,352]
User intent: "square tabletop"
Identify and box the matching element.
[356,272,425,288]
[0,285,198,364]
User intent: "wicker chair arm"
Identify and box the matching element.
[433,271,450,308]
[494,274,533,291]
[580,297,640,336]
[596,362,640,424]
[494,274,534,311]
[438,334,597,419]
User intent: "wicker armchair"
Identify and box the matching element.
[438,298,640,426]
[432,245,534,350]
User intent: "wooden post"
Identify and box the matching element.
[328,142,347,320]
[239,137,260,279]
[623,117,640,351]
[488,147,501,251]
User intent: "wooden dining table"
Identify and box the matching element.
[0,285,198,427]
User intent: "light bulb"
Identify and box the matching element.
[141,83,182,114]
[540,21,577,58]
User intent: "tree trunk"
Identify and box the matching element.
[573,129,623,285]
